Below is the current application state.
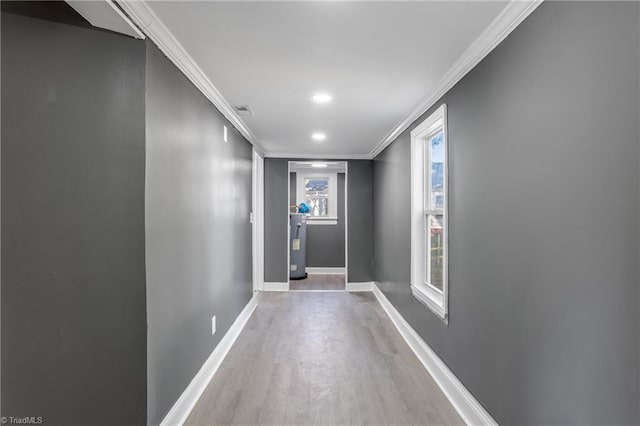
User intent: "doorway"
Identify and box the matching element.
[288,161,347,290]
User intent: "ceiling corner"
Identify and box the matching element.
[117,0,267,154]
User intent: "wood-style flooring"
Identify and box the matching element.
[289,274,346,291]
[185,291,463,426]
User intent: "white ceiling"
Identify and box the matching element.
[144,1,508,158]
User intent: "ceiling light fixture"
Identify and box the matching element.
[312,93,332,104]
[311,132,326,141]
[311,163,328,168]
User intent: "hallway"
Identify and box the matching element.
[2,1,640,425]
[185,292,462,425]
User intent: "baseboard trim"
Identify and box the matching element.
[346,281,375,292]
[306,267,346,275]
[159,294,259,426]
[371,283,497,426]
[263,282,289,291]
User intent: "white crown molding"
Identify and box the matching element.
[371,284,498,426]
[368,0,543,160]
[159,294,259,426]
[120,0,541,160]
[118,0,265,156]
[107,0,146,39]
[263,152,370,160]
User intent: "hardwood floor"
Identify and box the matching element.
[289,274,346,291]
[185,292,463,426]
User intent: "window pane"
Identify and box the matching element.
[427,214,444,290]
[429,131,445,209]
[305,178,329,216]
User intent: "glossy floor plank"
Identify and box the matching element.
[289,274,346,291]
[185,292,463,426]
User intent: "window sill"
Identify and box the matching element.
[307,217,338,225]
[411,283,448,324]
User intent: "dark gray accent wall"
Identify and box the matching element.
[373,2,640,425]
[1,11,147,426]
[145,43,254,425]
[347,161,374,282]
[265,159,289,282]
[265,159,373,282]
[289,172,297,212]
[290,172,346,268]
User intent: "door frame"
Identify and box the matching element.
[287,160,349,287]
[252,149,264,292]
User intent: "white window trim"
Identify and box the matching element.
[410,104,448,322]
[296,172,338,225]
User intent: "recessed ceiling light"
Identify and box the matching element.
[312,93,332,104]
[311,132,326,141]
[311,163,328,168]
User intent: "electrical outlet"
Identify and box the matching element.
[223,126,228,143]
[211,316,216,335]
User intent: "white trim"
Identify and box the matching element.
[410,105,448,321]
[289,289,345,293]
[287,162,292,283]
[106,0,146,39]
[121,0,539,161]
[263,282,289,292]
[411,284,447,319]
[368,0,543,159]
[287,161,348,283]
[371,285,498,426]
[344,162,349,284]
[265,153,370,160]
[118,0,265,155]
[307,218,338,226]
[346,282,374,292]
[306,267,346,275]
[159,295,259,426]
[252,149,265,292]
[290,162,346,173]
[296,172,338,219]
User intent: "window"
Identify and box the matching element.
[410,104,448,321]
[304,177,330,216]
[296,173,337,224]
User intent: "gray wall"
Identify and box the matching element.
[372,2,640,425]
[289,172,297,214]
[347,161,373,282]
[1,11,147,425]
[265,159,373,282]
[145,43,253,425]
[265,159,289,282]
[290,172,345,268]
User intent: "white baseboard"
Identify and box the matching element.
[346,281,374,292]
[371,284,497,426]
[306,267,346,275]
[159,295,259,426]
[263,282,289,291]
